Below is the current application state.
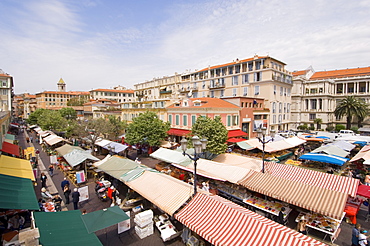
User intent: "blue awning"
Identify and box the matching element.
[299,153,349,166]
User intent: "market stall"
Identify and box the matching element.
[344,197,362,224]
[243,196,292,220]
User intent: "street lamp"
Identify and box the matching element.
[180,136,208,196]
[257,127,276,173]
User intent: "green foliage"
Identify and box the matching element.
[67,95,90,106]
[26,108,47,125]
[37,110,68,131]
[335,124,346,132]
[350,126,359,133]
[125,111,170,147]
[191,116,228,155]
[334,96,369,129]
[313,118,322,130]
[326,126,335,132]
[70,118,114,146]
[308,126,315,131]
[107,115,127,140]
[297,124,308,130]
[59,107,77,120]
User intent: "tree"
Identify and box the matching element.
[67,95,90,106]
[335,124,346,132]
[59,107,77,120]
[37,110,68,131]
[125,111,170,147]
[107,115,127,140]
[334,96,369,130]
[191,116,228,155]
[27,108,47,125]
[71,118,113,147]
[313,118,322,130]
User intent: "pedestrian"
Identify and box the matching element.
[294,148,299,160]
[359,229,368,246]
[352,223,362,246]
[111,187,118,205]
[53,195,63,212]
[296,216,307,235]
[40,172,47,188]
[72,188,80,210]
[41,187,53,200]
[26,137,30,143]
[277,207,286,225]
[63,184,71,204]
[48,164,54,177]
[61,177,69,190]
[30,136,33,143]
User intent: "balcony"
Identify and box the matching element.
[160,90,172,94]
[208,83,225,89]
[178,86,198,93]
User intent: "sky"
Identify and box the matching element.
[1,0,370,94]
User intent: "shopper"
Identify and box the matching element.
[352,223,362,246]
[72,188,80,210]
[296,216,307,235]
[40,173,47,188]
[63,184,71,204]
[48,164,54,177]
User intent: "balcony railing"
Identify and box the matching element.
[160,90,172,94]
[208,83,225,89]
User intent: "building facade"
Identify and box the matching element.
[90,86,135,103]
[0,70,14,113]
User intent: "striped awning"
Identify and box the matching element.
[175,193,327,246]
[126,171,194,216]
[265,162,359,197]
[43,134,64,146]
[238,171,347,220]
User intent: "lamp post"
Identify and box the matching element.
[180,136,208,196]
[257,127,275,173]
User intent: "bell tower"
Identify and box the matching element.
[57,78,66,92]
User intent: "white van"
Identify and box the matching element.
[338,130,356,137]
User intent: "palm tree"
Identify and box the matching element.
[313,118,322,130]
[334,96,369,130]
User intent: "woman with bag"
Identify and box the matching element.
[63,184,71,204]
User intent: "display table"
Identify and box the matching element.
[295,212,343,243]
[344,197,362,224]
[154,214,181,242]
[243,196,291,219]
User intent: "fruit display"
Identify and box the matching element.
[285,159,301,166]
[243,196,290,217]
[297,212,340,234]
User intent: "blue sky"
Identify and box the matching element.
[1,0,370,94]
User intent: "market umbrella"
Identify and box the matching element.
[357,185,370,199]
[81,206,129,233]
[299,153,349,166]
[311,145,349,157]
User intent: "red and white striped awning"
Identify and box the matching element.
[238,171,347,220]
[265,162,359,197]
[175,193,327,246]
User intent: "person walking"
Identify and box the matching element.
[40,173,47,188]
[61,177,69,190]
[48,164,54,177]
[63,184,71,204]
[353,224,362,246]
[72,188,80,210]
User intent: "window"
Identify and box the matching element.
[210,91,215,98]
[280,87,283,96]
[2,81,6,87]
[183,115,188,126]
[255,115,262,120]
[284,87,287,96]
[306,88,309,94]
[272,102,276,113]
[232,76,238,85]
[309,113,316,120]
[243,87,248,96]
[254,86,260,95]
[227,115,231,126]
[232,115,239,126]
[287,103,290,113]
[279,103,282,113]
[242,74,249,84]
[287,88,291,96]
[274,85,276,95]
[283,103,286,113]
[319,88,323,93]
[305,99,309,110]
[232,88,237,96]
[310,88,318,94]
[318,99,323,110]
[202,81,206,89]
[254,72,262,81]
[220,90,224,97]
[248,63,253,71]
[192,115,196,125]
[311,99,317,110]
[175,115,180,125]
[229,67,233,75]
[273,115,276,124]
[278,115,282,123]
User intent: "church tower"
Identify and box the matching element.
[57,78,66,92]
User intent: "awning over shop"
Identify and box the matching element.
[39,130,52,138]
[43,134,65,146]
[81,206,129,233]
[357,185,370,199]
[332,140,356,152]
[5,134,15,140]
[238,171,347,220]
[0,155,35,181]
[175,193,326,246]
[265,162,359,197]
[212,153,262,172]
[94,155,143,182]
[312,145,349,157]
[228,129,248,138]
[226,138,245,143]
[299,153,349,166]
[103,141,128,153]
[34,210,102,246]
[95,139,112,147]
[0,174,38,210]
[150,147,192,166]
[64,149,99,167]
[33,127,42,133]
[56,144,77,156]
[1,141,20,156]
[4,139,14,144]
[236,141,255,150]
[167,128,191,136]
[350,149,370,162]
[241,137,306,153]
[126,171,194,216]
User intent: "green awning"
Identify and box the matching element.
[81,206,129,234]
[236,141,255,150]
[0,174,39,210]
[5,134,15,140]
[34,210,102,246]
[94,156,139,180]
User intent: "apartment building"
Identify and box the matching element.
[13,93,37,119]
[291,66,370,129]
[90,86,135,103]
[0,69,14,112]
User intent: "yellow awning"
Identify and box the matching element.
[0,155,35,181]
[23,147,35,160]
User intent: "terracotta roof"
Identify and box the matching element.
[167,98,240,109]
[0,73,12,78]
[90,88,134,93]
[292,70,306,76]
[195,56,270,73]
[36,91,90,95]
[310,67,370,80]
[83,98,119,105]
